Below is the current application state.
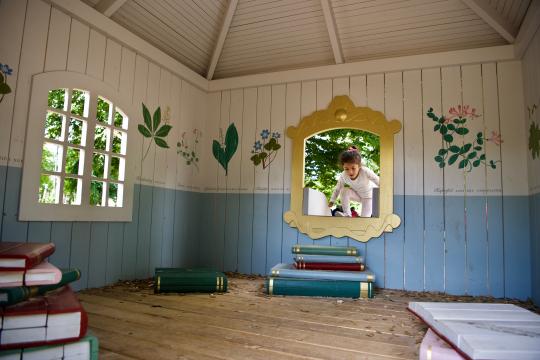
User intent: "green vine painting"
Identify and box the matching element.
[250,129,281,169]
[138,103,172,161]
[528,104,539,159]
[212,123,238,175]
[177,128,202,170]
[0,63,13,104]
[427,105,502,172]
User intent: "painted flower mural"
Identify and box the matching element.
[250,129,281,169]
[427,105,502,172]
[138,103,172,161]
[528,103,539,160]
[177,128,202,170]
[212,123,239,175]
[0,63,13,104]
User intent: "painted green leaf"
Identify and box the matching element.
[480,154,486,160]
[224,123,239,160]
[477,138,483,145]
[142,103,152,131]
[154,137,169,148]
[440,125,448,134]
[444,134,453,142]
[155,124,172,137]
[152,107,161,131]
[447,124,455,131]
[489,160,496,169]
[0,82,11,95]
[449,145,460,153]
[439,162,445,168]
[461,143,472,154]
[434,155,443,162]
[273,143,281,151]
[474,146,482,151]
[456,127,469,135]
[477,132,483,138]
[212,140,225,169]
[449,154,459,165]
[458,159,468,169]
[438,149,447,156]
[434,124,441,131]
[251,154,261,165]
[138,124,152,138]
[468,151,477,159]
[473,160,481,167]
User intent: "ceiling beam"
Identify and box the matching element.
[320,0,343,64]
[514,0,540,58]
[94,0,127,17]
[461,0,517,43]
[206,0,238,80]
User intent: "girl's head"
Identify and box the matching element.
[339,146,362,179]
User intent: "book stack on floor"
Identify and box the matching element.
[154,268,228,294]
[0,242,98,360]
[266,244,375,299]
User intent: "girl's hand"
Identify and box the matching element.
[328,201,334,207]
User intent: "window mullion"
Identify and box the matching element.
[82,94,98,206]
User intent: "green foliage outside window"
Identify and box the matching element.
[304,129,380,200]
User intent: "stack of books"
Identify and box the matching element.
[266,244,375,298]
[154,268,228,294]
[0,242,98,360]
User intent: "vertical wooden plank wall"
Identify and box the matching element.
[0,0,205,290]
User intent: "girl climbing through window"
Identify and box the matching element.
[328,146,379,217]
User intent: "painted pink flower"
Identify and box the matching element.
[487,131,503,145]
[448,105,480,119]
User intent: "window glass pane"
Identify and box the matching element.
[44,112,65,141]
[63,177,82,205]
[97,97,111,124]
[68,118,86,146]
[90,180,104,206]
[94,125,109,151]
[39,174,60,204]
[112,130,126,154]
[65,147,84,175]
[41,143,63,172]
[108,183,123,207]
[92,152,106,178]
[110,156,125,181]
[71,89,88,117]
[48,89,66,110]
[114,110,124,128]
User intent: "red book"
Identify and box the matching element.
[0,242,55,270]
[295,261,365,271]
[0,285,88,349]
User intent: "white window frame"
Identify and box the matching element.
[20,71,136,221]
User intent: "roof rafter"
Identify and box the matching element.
[206,0,238,80]
[320,0,343,64]
[514,0,540,58]
[94,0,127,17]
[461,0,517,43]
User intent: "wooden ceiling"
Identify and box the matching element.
[82,0,531,80]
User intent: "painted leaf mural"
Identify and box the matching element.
[177,128,202,170]
[250,130,281,169]
[0,63,13,104]
[138,103,172,161]
[528,104,539,160]
[212,123,238,175]
[427,105,502,171]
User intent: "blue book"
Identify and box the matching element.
[270,263,375,282]
[294,254,364,264]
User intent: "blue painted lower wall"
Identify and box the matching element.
[0,165,534,301]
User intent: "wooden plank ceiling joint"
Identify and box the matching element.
[514,0,540,58]
[207,0,239,80]
[320,0,343,64]
[461,0,518,43]
[94,0,127,17]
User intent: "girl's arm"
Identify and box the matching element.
[364,167,380,186]
[329,175,344,204]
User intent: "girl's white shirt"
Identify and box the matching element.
[330,167,380,201]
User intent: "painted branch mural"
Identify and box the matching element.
[138,103,172,161]
[0,63,13,104]
[177,128,202,170]
[528,104,539,160]
[250,129,281,169]
[427,105,502,172]
[212,123,238,175]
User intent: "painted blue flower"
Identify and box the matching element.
[0,64,12,76]
[253,140,262,151]
[260,129,270,139]
[272,132,280,139]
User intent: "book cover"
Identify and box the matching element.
[0,242,55,270]
[155,269,227,293]
[0,268,81,306]
[294,254,364,264]
[0,286,88,349]
[291,245,358,256]
[0,262,62,288]
[295,262,365,271]
[0,332,99,360]
[266,277,373,299]
[270,263,375,282]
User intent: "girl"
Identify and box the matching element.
[328,146,379,217]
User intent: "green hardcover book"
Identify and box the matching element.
[265,277,373,299]
[291,244,358,256]
[154,268,227,293]
[0,268,81,306]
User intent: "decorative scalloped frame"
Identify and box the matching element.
[283,95,402,242]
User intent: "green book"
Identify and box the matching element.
[0,268,81,306]
[291,244,359,256]
[154,268,227,293]
[0,332,98,359]
[265,277,373,299]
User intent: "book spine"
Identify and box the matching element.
[291,246,358,256]
[155,275,227,293]
[0,286,39,306]
[25,243,56,270]
[266,278,373,298]
[295,262,365,271]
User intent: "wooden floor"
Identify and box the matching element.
[79,275,538,360]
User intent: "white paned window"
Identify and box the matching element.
[21,72,135,221]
